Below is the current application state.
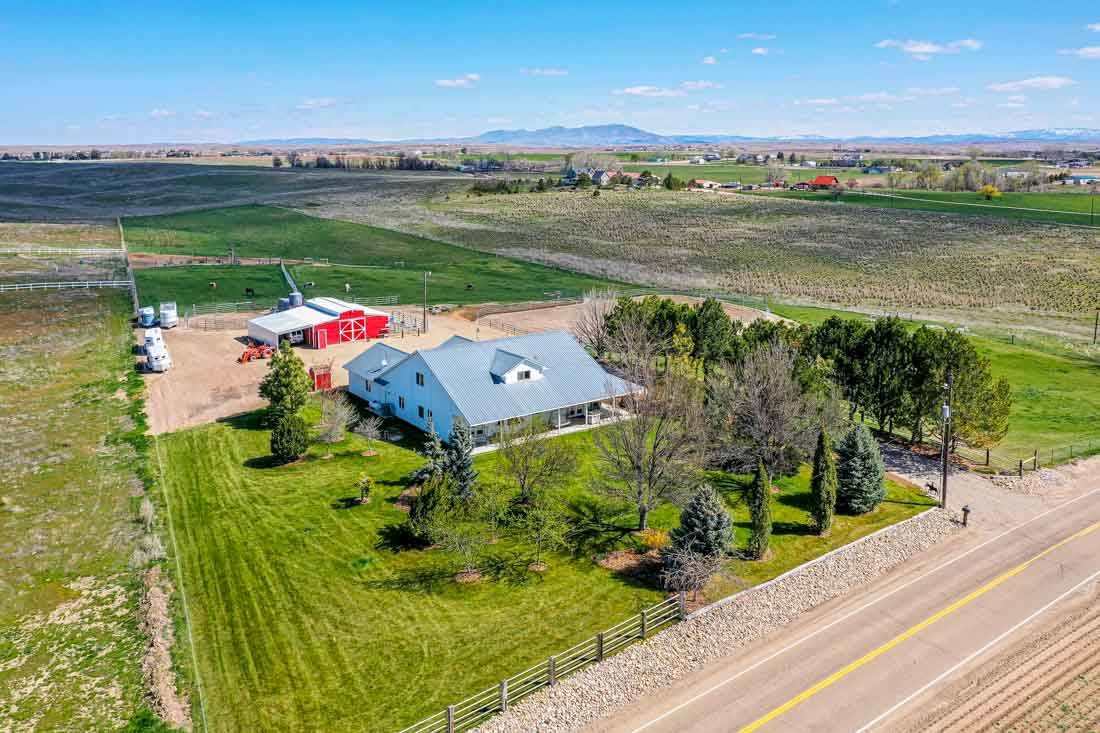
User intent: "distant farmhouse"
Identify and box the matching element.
[344,331,639,446]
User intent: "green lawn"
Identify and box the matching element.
[160,413,933,731]
[133,264,285,309]
[756,189,1100,227]
[125,205,620,306]
[770,303,1100,462]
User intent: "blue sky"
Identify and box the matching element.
[2,1,1098,144]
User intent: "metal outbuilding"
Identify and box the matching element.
[247,296,390,349]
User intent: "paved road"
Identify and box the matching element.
[593,487,1100,733]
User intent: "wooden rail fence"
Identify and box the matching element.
[0,280,132,292]
[397,594,685,733]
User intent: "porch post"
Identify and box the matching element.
[584,402,589,425]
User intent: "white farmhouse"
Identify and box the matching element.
[344,331,639,445]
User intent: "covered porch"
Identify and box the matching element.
[470,398,631,454]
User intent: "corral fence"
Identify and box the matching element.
[484,318,532,337]
[0,279,132,292]
[0,246,126,256]
[349,294,400,307]
[187,301,264,317]
[389,309,425,336]
[398,594,686,733]
[189,315,251,332]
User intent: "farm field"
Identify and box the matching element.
[757,188,1100,227]
[0,284,160,729]
[0,161,465,222]
[125,205,620,306]
[620,163,875,185]
[769,303,1100,462]
[0,220,122,247]
[160,411,932,731]
[424,189,1100,323]
[133,264,285,310]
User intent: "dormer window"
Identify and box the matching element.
[518,370,532,381]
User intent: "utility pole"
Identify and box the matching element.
[422,271,431,333]
[940,369,954,510]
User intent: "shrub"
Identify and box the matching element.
[836,424,885,514]
[640,528,670,553]
[270,412,309,464]
[809,429,838,534]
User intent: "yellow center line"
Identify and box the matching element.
[738,518,1100,733]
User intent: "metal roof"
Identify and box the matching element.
[354,331,639,427]
[249,305,333,335]
[489,349,544,379]
[343,342,410,379]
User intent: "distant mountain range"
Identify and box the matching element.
[240,125,1100,148]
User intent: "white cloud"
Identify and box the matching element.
[738,32,776,40]
[751,47,769,55]
[905,86,960,96]
[701,55,717,65]
[520,67,568,76]
[681,80,723,91]
[194,109,214,119]
[796,97,840,106]
[987,76,1076,92]
[997,102,1026,109]
[1006,95,1027,103]
[719,47,730,54]
[1088,22,1100,31]
[614,85,687,97]
[1059,46,1100,59]
[295,97,337,110]
[849,91,916,103]
[951,97,977,109]
[874,38,983,61]
[149,108,175,118]
[486,116,513,125]
[435,73,480,88]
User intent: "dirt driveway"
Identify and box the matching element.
[143,311,505,434]
[477,294,789,334]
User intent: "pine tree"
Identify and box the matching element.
[411,417,447,483]
[446,422,479,504]
[270,412,308,464]
[668,484,733,557]
[747,461,772,560]
[809,429,838,535]
[259,341,312,418]
[836,425,886,514]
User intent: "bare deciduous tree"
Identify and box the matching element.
[496,417,578,503]
[572,288,618,360]
[318,390,357,447]
[354,414,384,456]
[708,339,835,478]
[594,310,707,530]
[660,548,724,601]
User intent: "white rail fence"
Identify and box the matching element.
[0,247,126,256]
[0,280,132,292]
[397,594,685,733]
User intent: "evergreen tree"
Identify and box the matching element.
[667,484,733,557]
[259,341,312,418]
[270,412,308,464]
[747,461,772,560]
[809,429,838,535]
[446,423,479,504]
[691,298,733,375]
[836,425,886,514]
[411,417,447,483]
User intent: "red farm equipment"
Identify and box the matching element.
[238,341,274,364]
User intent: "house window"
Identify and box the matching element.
[365,380,372,393]
[418,405,425,419]
[518,370,532,381]
[415,372,425,387]
[398,396,406,410]
[427,409,433,419]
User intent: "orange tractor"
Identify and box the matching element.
[238,341,274,363]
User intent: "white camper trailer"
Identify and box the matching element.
[146,343,172,372]
[159,302,178,329]
[143,327,164,354]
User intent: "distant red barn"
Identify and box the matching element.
[811,175,841,189]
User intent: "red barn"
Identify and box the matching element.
[810,175,841,189]
[247,296,390,349]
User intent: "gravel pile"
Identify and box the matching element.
[475,508,959,733]
[989,467,1067,495]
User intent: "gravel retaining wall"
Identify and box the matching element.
[475,508,959,733]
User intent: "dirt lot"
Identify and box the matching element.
[477,294,788,334]
[896,581,1100,732]
[143,310,506,434]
